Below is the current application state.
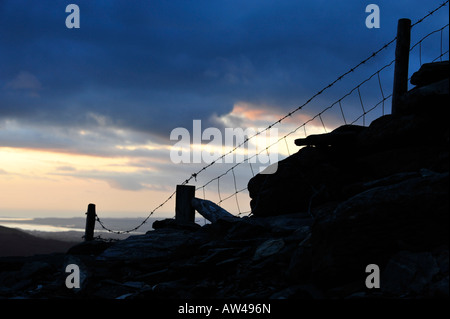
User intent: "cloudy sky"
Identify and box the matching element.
[0,1,448,222]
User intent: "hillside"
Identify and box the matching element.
[0,226,80,257]
[0,62,448,300]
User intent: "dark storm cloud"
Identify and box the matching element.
[0,0,446,145]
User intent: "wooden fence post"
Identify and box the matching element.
[392,18,411,115]
[84,203,96,241]
[175,185,196,223]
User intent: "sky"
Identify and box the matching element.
[0,1,448,225]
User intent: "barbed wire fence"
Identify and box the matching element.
[94,1,449,236]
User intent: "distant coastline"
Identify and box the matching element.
[0,217,153,242]
[0,216,160,257]
[0,216,210,257]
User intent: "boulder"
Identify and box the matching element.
[310,171,449,288]
[253,239,285,261]
[67,240,113,256]
[381,251,441,296]
[248,90,449,218]
[191,198,238,223]
[97,228,203,261]
[152,218,201,231]
[398,78,449,115]
[294,124,366,147]
[410,61,449,87]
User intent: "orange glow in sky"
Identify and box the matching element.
[0,102,334,219]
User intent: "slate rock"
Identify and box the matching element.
[410,61,449,87]
[310,171,449,289]
[253,239,285,261]
[270,284,324,299]
[428,275,449,297]
[20,261,52,278]
[98,228,198,260]
[287,233,312,283]
[191,197,238,223]
[67,240,114,256]
[398,78,449,115]
[249,104,449,218]
[152,218,201,231]
[382,251,440,296]
[295,124,366,147]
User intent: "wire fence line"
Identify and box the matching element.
[95,1,449,235]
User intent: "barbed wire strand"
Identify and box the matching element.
[203,26,448,213]
[410,1,448,28]
[184,4,450,190]
[196,16,449,217]
[95,2,449,234]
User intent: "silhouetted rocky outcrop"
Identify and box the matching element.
[249,65,449,218]
[0,62,448,299]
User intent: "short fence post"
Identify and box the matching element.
[392,18,411,115]
[175,185,196,223]
[84,203,96,241]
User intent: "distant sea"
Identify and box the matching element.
[0,216,210,241]
[0,216,154,241]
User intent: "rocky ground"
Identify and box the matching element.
[0,62,448,300]
[0,196,447,299]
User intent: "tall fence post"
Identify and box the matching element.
[84,203,96,241]
[175,185,196,223]
[392,18,411,115]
